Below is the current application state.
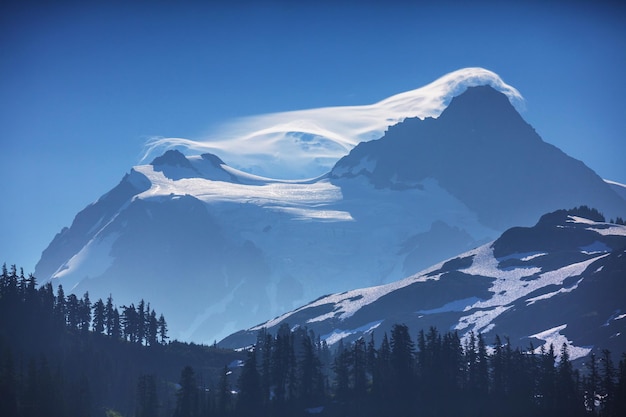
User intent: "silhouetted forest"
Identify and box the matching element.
[0,264,242,417]
[1,263,625,417]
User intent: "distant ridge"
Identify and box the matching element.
[36,77,626,344]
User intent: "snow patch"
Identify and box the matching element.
[321,320,383,346]
[496,251,546,262]
[580,241,612,254]
[416,297,482,314]
[530,324,592,361]
[52,232,118,291]
[525,278,583,305]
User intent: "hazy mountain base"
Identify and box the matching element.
[35,86,626,345]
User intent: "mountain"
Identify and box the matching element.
[35,79,626,344]
[221,208,626,361]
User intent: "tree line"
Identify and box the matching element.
[2,261,626,417]
[0,263,168,347]
[170,323,626,417]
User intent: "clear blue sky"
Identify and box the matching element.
[1,1,625,273]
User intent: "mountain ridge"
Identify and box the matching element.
[35,81,626,343]
[220,208,626,361]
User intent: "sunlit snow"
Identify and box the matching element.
[530,324,592,361]
[141,68,524,179]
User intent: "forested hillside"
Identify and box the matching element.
[0,264,242,417]
[2,263,625,417]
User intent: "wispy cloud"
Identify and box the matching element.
[142,67,524,179]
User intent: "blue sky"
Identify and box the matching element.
[1,1,625,273]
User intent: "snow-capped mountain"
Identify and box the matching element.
[220,208,626,361]
[35,74,626,344]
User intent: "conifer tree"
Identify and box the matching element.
[601,349,616,416]
[237,349,261,416]
[92,298,105,334]
[174,366,199,417]
[136,374,158,417]
[556,343,578,413]
[157,313,168,345]
[79,292,92,333]
[105,294,115,336]
[54,285,66,326]
[66,294,79,329]
[216,365,232,416]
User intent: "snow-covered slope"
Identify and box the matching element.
[35,71,626,344]
[221,209,626,361]
[143,67,524,180]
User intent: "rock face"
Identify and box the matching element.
[35,85,626,344]
[221,208,626,362]
[331,86,626,230]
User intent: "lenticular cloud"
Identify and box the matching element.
[142,67,523,179]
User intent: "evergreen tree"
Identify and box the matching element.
[136,374,158,417]
[600,349,616,416]
[111,307,122,340]
[585,352,600,414]
[538,343,557,413]
[351,337,367,399]
[122,304,138,343]
[272,323,294,405]
[390,324,415,414]
[105,294,115,336]
[615,353,626,417]
[332,341,351,402]
[174,366,199,417]
[157,313,168,345]
[298,332,324,406]
[66,293,79,330]
[216,365,232,416]
[79,292,92,333]
[255,328,272,407]
[92,298,105,334]
[557,343,581,415]
[475,332,490,398]
[237,349,262,416]
[146,309,158,347]
[0,348,18,417]
[137,299,146,345]
[54,285,66,325]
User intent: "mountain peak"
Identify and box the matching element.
[150,149,192,168]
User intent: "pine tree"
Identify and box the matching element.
[157,314,168,345]
[600,349,616,416]
[54,285,66,326]
[136,374,158,417]
[146,309,158,347]
[298,332,323,406]
[137,299,146,345]
[121,304,138,343]
[66,293,79,329]
[79,292,91,333]
[585,352,600,414]
[272,323,294,404]
[92,298,105,334]
[216,365,232,416]
[556,343,581,415]
[476,332,489,398]
[174,366,199,417]
[332,342,351,401]
[237,349,261,416]
[615,353,626,417]
[390,324,415,414]
[105,294,115,336]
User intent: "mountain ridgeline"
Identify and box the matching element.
[34,85,626,344]
[331,86,626,229]
[221,207,626,363]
